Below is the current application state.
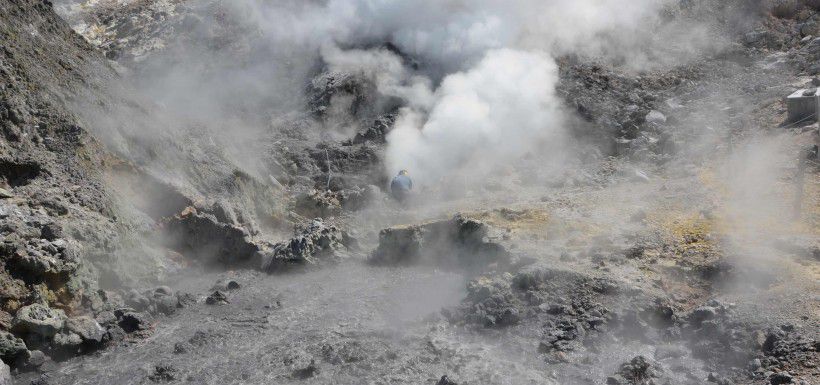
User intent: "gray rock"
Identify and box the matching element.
[125,290,151,311]
[175,292,196,308]
[368,215,510,270]
[115,310,150,333]
[284,350,317,379]
[0,188,12,199]
[153,286,173,297]
[65,316,105,343]
[0,361,10,385]
[606,375,626,385]
[437,375,458,385]
[22,349,46,369]
[39,223,62,241]
[165,209,260,265]
[690,306,717,325]
[770,372,793,385]
[210,200,238,226]
[749,358,762,370]
[52,331,83,351]
[153,295,180,315]
[0,330,27,361]
[259,219,352,272]
[148,364,178,382]
[11,239,80,279]
[94,311,118,327]
[614,356,663,384]
[12,304,66,338]
[367,225,423,266]
[645,110,667,124]
[205,291,229,306]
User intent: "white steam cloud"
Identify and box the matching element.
[66,0,728,192]
[385,49,564,185]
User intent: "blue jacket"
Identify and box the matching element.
[391,174,413,193]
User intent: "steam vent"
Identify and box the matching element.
[1,1,818,384]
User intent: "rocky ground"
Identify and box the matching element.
[1,0,819,385]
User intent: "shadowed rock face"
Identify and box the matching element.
[163,207,260,266]
[0,160,42,188]
[369,215,511,271]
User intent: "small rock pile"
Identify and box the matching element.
[607,356,665,385]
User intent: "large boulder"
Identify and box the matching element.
[8,238,80,280]
[64,316,105,344]
[369,226,424,265]
[259,219,354,272]
[164,207,260,266]
[12,303,66,338]
[368,215,511,270]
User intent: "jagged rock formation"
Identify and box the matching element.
[259,219,355,273]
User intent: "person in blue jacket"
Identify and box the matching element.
[390,170,413,202]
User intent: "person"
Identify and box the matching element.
[390,170,413,202]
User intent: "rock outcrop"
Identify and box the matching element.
[369,215,512,271]
[163,206,260,266]
[259,219,354,273]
